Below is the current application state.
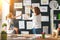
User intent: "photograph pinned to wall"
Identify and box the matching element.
[19,21,25,29]
[32,3,40,7]
[40,6,48,12]
[23,0,31,6]
[41,0,49,5]
[16,11,22,19]
[14,3,22,9]
[26,21,33,29]
[41,16,49,22]
[43,26,48,34]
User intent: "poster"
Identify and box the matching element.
[40,6,48,12]
[41,16,49,21]
[14,3,22,8]
[16,11,22,19]
[41,0,49,5]
[27,21,33,29]
[19,21,25,29]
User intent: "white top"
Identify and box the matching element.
[29,13,41,28]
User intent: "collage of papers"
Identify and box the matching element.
[14,0,49,33]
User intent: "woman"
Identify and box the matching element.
[28,7,41,34]
[6,12,22,34]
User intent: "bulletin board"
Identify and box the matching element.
[11,0,52,34]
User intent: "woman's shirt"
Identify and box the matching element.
[29,13,41,29]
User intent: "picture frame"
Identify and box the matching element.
[41,0,49,5]
[16,10,22,19]
[14,3,22,9]
[19,21,25,29]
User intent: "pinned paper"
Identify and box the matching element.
[19,21,25,29]
[16,11,22,19]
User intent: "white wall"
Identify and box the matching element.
[2,0,10,30]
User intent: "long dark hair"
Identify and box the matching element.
[34,7,40,15]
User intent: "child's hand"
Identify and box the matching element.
[23,14,29,20]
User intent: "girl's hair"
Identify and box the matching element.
[34,7,40,15]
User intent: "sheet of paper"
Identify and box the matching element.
[14,3,22,8]
[41,0,49,5]
[27,21,33,29]
[23,0,31,6]
[16,11,22,19]
[19,21,25,29]
[41,16,49,21]
[32,3,40,7]
[21,31,29,34]
[43,26,48,34]
[40,6,48,12]
[25,6,31,13]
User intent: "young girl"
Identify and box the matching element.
[28,7,41,34]
[6,12,22,34]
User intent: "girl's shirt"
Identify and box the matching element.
[29,13,41,28]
